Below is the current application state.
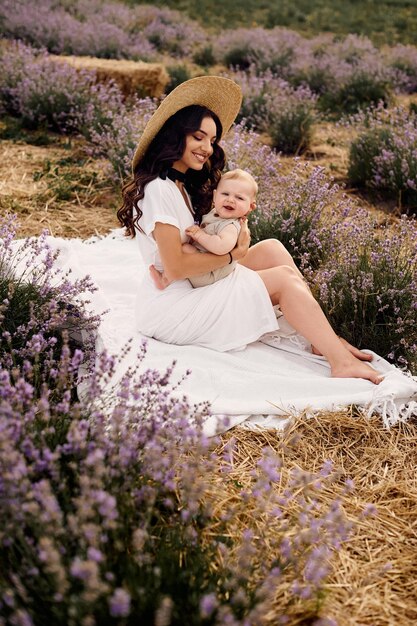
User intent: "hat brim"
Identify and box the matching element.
[132,76,242,171]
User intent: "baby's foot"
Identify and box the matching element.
[149,264,168,290]
[331,356,383,385]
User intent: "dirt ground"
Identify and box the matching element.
[0,135,119,238]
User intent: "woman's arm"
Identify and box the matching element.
[185,223,238,255]
[153,221,249,282]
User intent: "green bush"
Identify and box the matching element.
[268,102,315,155]
[348,127,393,186]
[319,72,393,115]
[192,45,215,67]
[232,71,317,153]
[347,106,417,210]
[166,64,192,93]
[224,44,254,70]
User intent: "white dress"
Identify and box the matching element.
[134,177,278,352]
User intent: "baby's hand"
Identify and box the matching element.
[185,225,203,241]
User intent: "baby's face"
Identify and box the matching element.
[213,178,256,219]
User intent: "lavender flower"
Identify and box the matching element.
[312,214,417,368]
[0,0,156,60]
[0,0,209,60]
[229,67,317,154]
[84,97,157,182]
[0,42,98,132]
[214,26,304,76]
[200,593,219,619]
[383,43,417,93]
[348,104,417,208]
[108,588,131,617]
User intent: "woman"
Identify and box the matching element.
[118,76,381,384]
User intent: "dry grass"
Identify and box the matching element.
[213,413,417,625]
[0,137,119,238]
[2,128,416,625]
[303,121,353,183]
[50,55,169,98]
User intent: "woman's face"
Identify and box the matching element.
[172,116,217,173]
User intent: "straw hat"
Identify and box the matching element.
[132,76,242,171]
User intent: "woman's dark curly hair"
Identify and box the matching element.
[117,105,226,236]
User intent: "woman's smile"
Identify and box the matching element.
[173,116,217,173]
[192,152,208,163]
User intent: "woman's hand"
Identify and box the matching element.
[233,217,251,261]
[312,336,373,361]
[338,336,373,361]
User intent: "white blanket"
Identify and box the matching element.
[44,230,417,436]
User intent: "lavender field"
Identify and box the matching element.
[1,1,417,625]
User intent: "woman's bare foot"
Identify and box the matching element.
[312,337,373,362]
[149,264,170,290]
[331,354,383,385]
[313,341,381,383]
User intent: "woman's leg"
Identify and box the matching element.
[258,265,382,384]
[245,239,372,362]
[240,239,303,276]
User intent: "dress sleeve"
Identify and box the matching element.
[139,179,181,237]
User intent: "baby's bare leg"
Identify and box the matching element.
[149,244,198,290]
[182,243,198,254]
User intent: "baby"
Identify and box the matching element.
[153,168,257,289]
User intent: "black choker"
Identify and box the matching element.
[161,167,186,183]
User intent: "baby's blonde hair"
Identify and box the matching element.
[221,168,258,198]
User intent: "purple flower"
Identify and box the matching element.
[362,503,378,517]
[200,593,218,618]
[87,547,103,563]
[319,460,334,477]
[108,588,131,618]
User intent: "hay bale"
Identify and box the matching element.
[50,55,169,98]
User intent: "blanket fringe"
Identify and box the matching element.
[366,397,417,428]
[237,391,417,432]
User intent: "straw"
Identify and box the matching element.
[207,412,417,624]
